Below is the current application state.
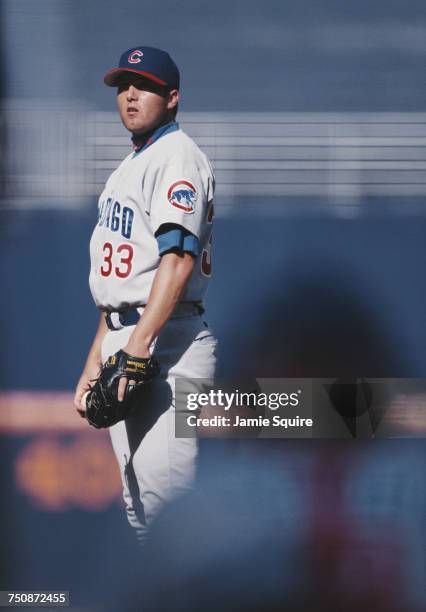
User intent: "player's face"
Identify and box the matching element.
[116,75,179,135]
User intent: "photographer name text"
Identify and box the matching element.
[186,415,313,428]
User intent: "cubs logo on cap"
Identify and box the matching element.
[168,180,197,214]
[104,46,180,90]
[127,50,143,64]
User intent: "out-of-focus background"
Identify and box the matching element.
[0,1,425,610]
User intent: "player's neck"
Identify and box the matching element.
[131,118,175,151]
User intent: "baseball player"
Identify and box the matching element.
[73,46,217,543]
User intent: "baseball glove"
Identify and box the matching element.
[85,349,160,429]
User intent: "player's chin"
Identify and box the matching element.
[124,116,146,132]
[125,115,159,135]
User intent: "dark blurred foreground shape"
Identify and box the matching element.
[102,439,425,612]
[229,265,411,379]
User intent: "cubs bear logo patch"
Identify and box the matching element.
[168,180,197,213]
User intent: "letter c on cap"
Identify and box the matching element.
[128,50,143,64]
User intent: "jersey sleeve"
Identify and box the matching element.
[145,156,213,239]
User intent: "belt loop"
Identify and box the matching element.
[105,311,124,330]
[105,312,113,330]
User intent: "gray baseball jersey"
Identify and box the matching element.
[89,125,214,311]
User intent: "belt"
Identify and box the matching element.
[105,301,204,331]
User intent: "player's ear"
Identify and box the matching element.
[167,89,179,113]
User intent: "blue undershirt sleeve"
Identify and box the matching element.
[155,224,200,257]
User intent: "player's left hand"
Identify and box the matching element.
[74,361,102,416]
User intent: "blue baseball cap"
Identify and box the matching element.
[103,46,180,90]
